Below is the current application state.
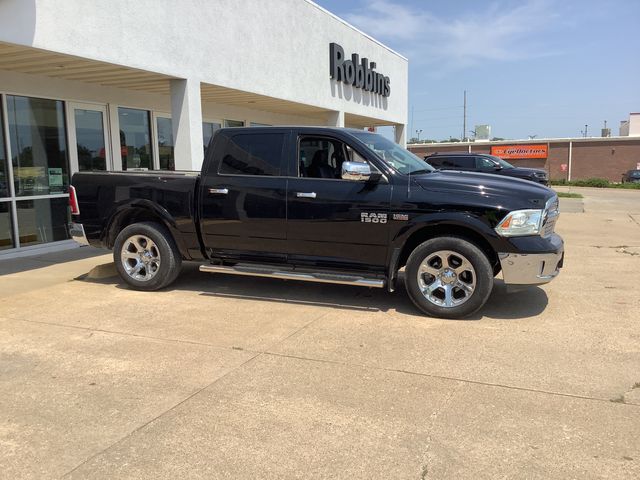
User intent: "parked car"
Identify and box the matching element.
[621,169,640,183]
[69,127,563,319]
[424,152,549,185]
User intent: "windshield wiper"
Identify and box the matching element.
[409,169,433,175]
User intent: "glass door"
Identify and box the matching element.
[67,103,111,173]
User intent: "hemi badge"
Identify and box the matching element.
[393,213,409,221]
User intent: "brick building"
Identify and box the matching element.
[408,137,640,182]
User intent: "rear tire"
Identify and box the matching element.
[405,236,494,319]
[113,222,182,291]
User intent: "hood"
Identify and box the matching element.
[412,170,553,209]
[504,166,547,177]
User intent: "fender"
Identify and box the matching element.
[390,211,505,252]
[103,199,192,260]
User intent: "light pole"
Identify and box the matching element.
[416,129,423,142]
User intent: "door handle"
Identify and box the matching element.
[296,192,316,199]
[208,188,229,195]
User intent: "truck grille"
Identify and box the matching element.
[542,196,559,238]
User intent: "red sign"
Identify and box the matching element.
[560,164,568,172]
[491,144,548,159]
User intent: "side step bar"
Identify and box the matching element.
[199,263,385,288]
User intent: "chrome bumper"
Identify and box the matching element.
[69,222,90,246]
[499,242,564,286]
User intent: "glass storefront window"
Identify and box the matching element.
[7,95,69,196]
[119,107,152,170]
[0,202,14,250]
[16,197,70,246]
[75,109,107,171]
[203,121,221,154]
[0,102,9,198]
[224,119,244,128]
[156,117,174,170]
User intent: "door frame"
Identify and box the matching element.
[66,102,112,174]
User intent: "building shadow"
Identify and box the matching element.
[0,246,107,276]
[77,261,549,320]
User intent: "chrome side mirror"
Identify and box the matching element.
[341,161,372,181]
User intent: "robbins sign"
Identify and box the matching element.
[330,43,391,97]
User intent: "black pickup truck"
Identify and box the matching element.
[70,127,563,319]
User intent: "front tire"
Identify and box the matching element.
[113,222,182,291]
[405,236,494,319]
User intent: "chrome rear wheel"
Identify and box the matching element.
[120,234,161,282]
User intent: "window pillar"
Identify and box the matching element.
[327,110,345,127]
[170,78,203,170]
[394,123,406,147]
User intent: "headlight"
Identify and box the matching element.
[495,209,543,236]
[534,171,547,178]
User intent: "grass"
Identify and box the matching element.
[551,178,640,189]
[555,192,583,199]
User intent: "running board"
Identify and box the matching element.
[199,263,385,288]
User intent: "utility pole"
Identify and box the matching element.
[410,105,414,139]
[462,90,467,142]
[584,124,588,138]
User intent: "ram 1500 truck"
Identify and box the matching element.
[69,127,564,319]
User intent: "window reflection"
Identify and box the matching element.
[0,103,9,198]
[0,202,14,250]
[156,117,174,170]
[7,95,69,196]
[16,197,70,246]
[203,121,221,154]
[224,119,244,128]
[119,107,152,170]
[75,109,107,171]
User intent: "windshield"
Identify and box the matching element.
[489,155,515,169]
[630,170,640,177]
[349,131,434,175]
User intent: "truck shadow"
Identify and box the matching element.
[79,262,549,320]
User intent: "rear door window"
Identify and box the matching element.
[451,156,475,168]
[219,133,285,176]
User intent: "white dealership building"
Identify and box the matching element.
[0,0,408,255]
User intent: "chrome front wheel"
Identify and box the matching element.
[417,250,476,307]
[120,234,161,282]
[405,237,494,319]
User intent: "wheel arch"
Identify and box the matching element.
[104,201,189,259]
[395,222,500,274]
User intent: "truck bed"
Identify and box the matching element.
[72,170,202,259]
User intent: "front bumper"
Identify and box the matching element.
[498,234,564,286]
[69,222,90,246]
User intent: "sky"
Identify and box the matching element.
[314,0,640,140]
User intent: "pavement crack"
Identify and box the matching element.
[629,214,640,227]
[60,349,263,478]
[13,318,262,354]
[262,351,640,408]
[59,311,330,478]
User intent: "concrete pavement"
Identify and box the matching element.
[1,187,639,479]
